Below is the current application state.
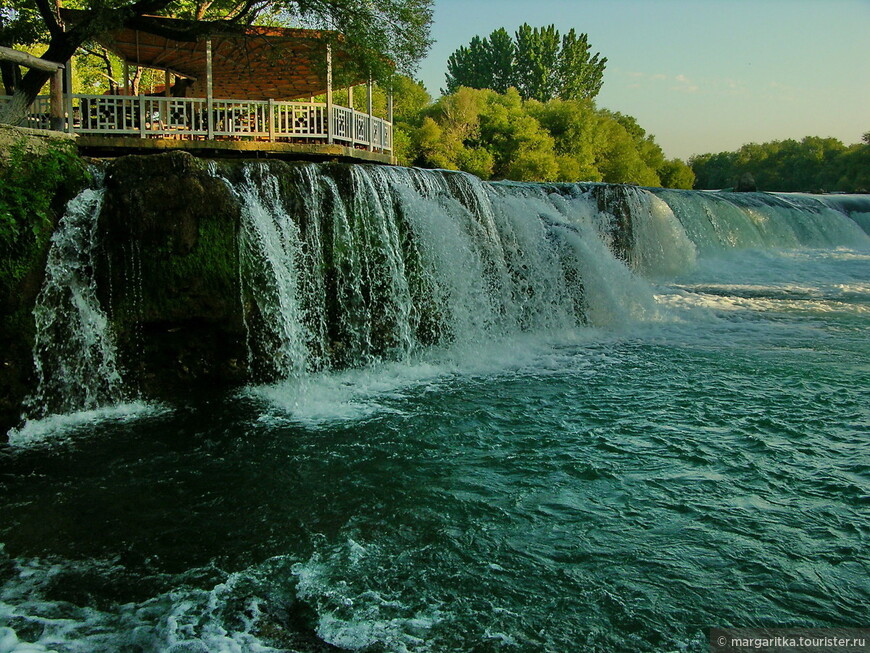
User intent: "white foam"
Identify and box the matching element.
[242,329,619,427]
[6,401,171,448]
[0,553,284,653]
[291,539,441,652]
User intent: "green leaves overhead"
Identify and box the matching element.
[444,23,606,103]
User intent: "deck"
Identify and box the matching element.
[4,94,395,163]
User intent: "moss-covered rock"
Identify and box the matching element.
[99,151,246,399]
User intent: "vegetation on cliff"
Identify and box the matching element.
[0,125,89,433]
[0,127,88,322]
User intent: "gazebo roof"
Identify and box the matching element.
[64,11,368,100]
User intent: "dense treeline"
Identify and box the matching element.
[690,135,870,192]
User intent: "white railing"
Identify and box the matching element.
[7,94,391,153]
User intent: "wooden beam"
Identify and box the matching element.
[64,57,73,133]
[388,87,393,124]
[0,45,64,72]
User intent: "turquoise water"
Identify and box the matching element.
[2,245,868,652]
[1,173,869,652]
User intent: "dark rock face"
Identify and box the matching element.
[99,151,247,401]
[735,172,757,192]
[588,184,635,262]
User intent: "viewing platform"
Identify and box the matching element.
[1,12,395,163]
[6,94,394,163]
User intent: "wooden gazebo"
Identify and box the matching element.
[7,12,394,162]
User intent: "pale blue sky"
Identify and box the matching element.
[416,0,870,160]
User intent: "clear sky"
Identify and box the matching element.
[415,0,870,160]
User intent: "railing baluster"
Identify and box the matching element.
[20,94,390,153]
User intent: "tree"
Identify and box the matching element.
[658,158,695,190]
[407,86,695,187]
[485,28,514,94]
[513,23,561,102]
[557,28,606,101]
[0,0,433,125]
[444,28,514,95]
[444,35,490,94]
[443,23,606,102]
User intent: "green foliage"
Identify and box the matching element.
[558,28,606,101]
[658,158,696,190]
[691,135,870,191]
[514,24,561,102]
[444,23,606,103]
[406,86,689,187]
[0,137,89,332]
[0,0,45,47]
[0,137,88,276]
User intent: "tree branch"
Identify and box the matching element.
[33,0,63,39]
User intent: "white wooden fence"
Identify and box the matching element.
[1,94,392,152]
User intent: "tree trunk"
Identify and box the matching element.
[1,61,22,96]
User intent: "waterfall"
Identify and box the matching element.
[24,185,126,420]
[220,165,870,384]
[647,187,870,256]
[229,164,660,380]
[17,159,870,422]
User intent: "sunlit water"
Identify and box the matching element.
[2,246,868,652]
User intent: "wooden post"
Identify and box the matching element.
[347,85,354,145]
[268,98,275,141]
[206,38,214,140]
[387,84,393,153]
[49,68,63,131]
[123,61,130,95]
[138,93,146,136]
[367,78,373,151]
[63,57,73,133]
[326,44,333,145]
[161,69,171,128]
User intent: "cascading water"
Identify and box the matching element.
[224,165,870,387]
[14,162,870,422]
[230,164,662,382]
[23,184,126,421]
